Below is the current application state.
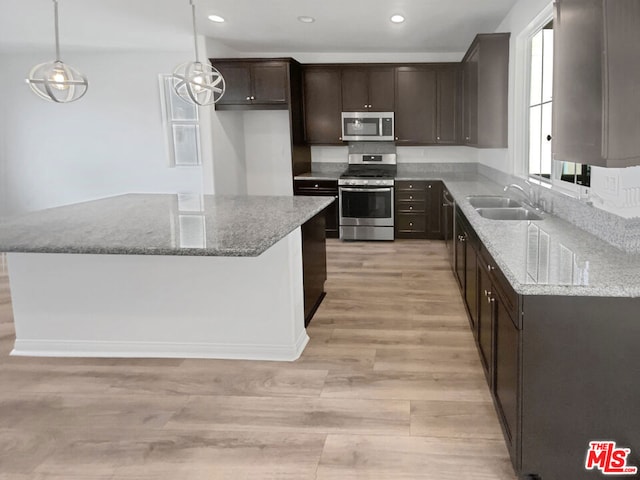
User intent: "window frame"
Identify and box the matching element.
[525,19,554,186]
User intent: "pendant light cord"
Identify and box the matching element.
[53,0,61,61]
[190,0,200,62]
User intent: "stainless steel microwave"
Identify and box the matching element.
[341,112,395,142]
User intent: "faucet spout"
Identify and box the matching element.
[503,183,538,209]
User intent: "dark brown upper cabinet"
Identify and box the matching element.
[553,0,640,167]
[302,66,343,145]
[395,66,437,145]
[436,65,462,144]
[462,33,510,148]
[341,66,395,112]
[210,59,293,110]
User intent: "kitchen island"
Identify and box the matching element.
[0,194,333,360]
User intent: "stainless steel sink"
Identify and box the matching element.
[466,196,522,208]
[476,207,544,221]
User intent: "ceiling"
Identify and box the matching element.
[0,0,518,54]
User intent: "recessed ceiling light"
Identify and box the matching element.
[297,16,315,23]
[390,14,405,24]
[208,15,225,23]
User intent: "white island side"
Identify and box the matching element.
[0,194,333,361]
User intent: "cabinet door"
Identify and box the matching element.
[454,217,466,290]
[464,238,478,330]
[214,63,252,105]
[436,66,461,144]
[494,296,519,457]
[425,181,443,238]
[341,68,369,112]
[477,263,494,378]
[368,68,395,111]
[294,180,339,238]
[395,67,437,144]
[463,46,479,145]
[252,63,288,104]
[303,67,343,144]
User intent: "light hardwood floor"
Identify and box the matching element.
[0,241,517,479]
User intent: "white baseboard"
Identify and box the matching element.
[12,331,310,362]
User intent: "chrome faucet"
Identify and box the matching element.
[503,182,539,209]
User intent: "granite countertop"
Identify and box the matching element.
[0,194,334,257]
[294,163,346,180]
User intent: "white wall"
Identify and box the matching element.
[0,50,206,217]
[244,111,293,195]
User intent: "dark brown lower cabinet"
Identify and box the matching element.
[494,291,519,459]
[395,180,443,239]
[301,211,327,326]
[453,207,640,480]
[477,260,494,381]
[294,179,339,238]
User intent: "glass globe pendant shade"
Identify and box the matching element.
[26,60,88,103]
[172,61,225,106]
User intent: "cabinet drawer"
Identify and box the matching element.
[396,181,428,192]
[396,200,426,213]
[396,214,426,232]
[294,180,338,195]
[396,190,426,202]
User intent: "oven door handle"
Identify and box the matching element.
[339,187,393,193]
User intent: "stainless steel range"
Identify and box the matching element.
[338,153,397,241]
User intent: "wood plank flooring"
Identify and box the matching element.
[0,240,516,479]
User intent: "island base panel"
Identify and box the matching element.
[7,229,308,361]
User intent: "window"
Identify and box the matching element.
[159,75,201,167]
[528,21,554,181]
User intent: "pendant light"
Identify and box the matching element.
[173,0,225,106]
[26,0,88,103]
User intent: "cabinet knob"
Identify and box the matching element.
[395,137,399,141]
[466,136,470,140]
[251,96,255,100]
[458,235,466,242]
[437,136,440,140]
[339,137,342,141]
[487,264,494,271]
[409,206,413,210]
[428,185,432,189]
[368,104,372,108]
[364,104,368,108]
[409,195,413,200]
[246,96,251,101]
[314,184,319,188]
[409,184,413,189]
[409,222,413,227]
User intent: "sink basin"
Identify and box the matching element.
[466,196,522,208]
[476,207,544,221]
